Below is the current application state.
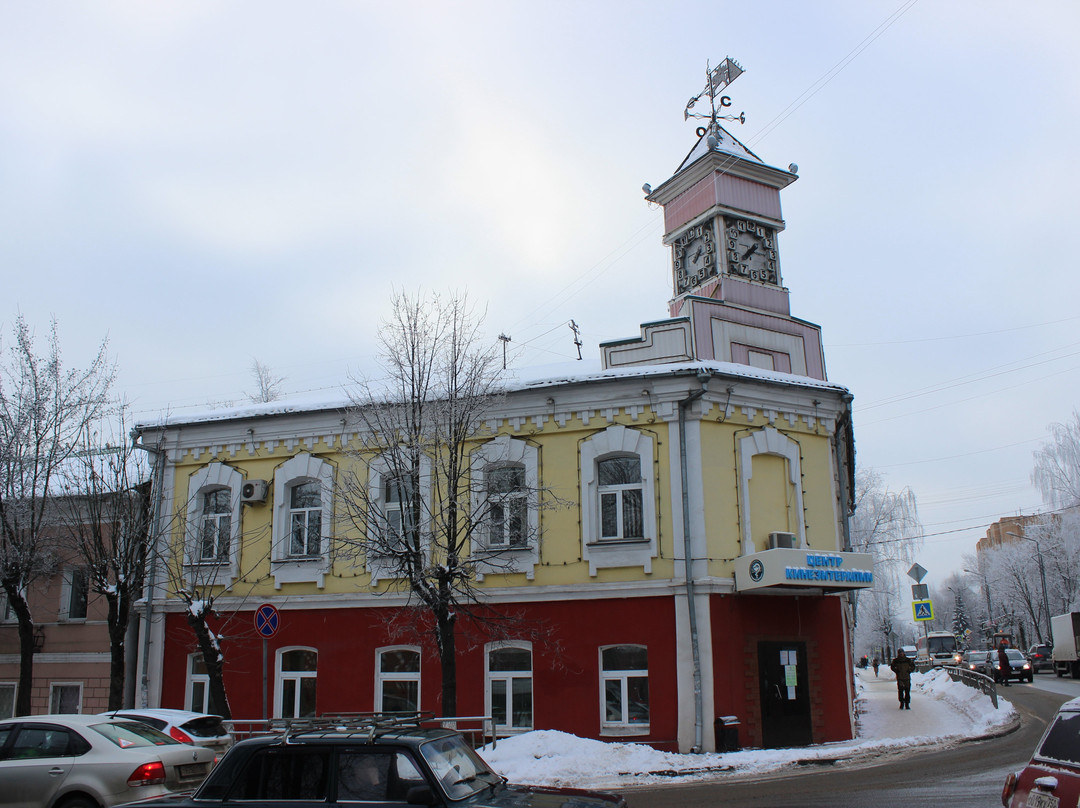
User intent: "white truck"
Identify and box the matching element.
[1051,612,1080,678]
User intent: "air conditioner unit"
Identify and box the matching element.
[241,480,269,504]
[768,531,796,550]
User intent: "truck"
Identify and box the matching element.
[915,631,959,667]
[1051,612,1080,678]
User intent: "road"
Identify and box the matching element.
[626,672,1080,808]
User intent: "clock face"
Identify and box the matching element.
[672,222,717,294]
[725,217,779,284]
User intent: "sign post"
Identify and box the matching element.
[254,604,280,720]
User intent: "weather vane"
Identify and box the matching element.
[684,57,746,136]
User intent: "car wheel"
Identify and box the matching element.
[58,796,101,808]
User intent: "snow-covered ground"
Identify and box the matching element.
[479,666,1018,790]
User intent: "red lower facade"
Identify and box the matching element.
[156,591,853,751]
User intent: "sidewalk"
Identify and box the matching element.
[480,667,1020,789]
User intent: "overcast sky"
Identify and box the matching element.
[3,1,1077,585]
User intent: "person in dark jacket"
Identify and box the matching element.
[998,642,1012,686]
[890,648,916,709]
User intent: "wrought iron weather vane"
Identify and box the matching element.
[684,57,746,136]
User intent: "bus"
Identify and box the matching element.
[915,631,959,667]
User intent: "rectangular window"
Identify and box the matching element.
[0,684,15,719]
[50,683,82,714]
[601,645,648,730]
[598,457,644,540]
[187,655,210,713]
[289,482,322,557]
[200,489,232,561]
[377,648,420,712]
[278,649,318,718]
[487,465,526,548]
[65,567,90,620]
[488,646,532,731]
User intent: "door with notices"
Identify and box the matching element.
[758,641,812,748]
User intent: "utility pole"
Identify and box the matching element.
[569,320,582,360]
[498,334,511,370]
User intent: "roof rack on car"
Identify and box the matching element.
[267,712,438,745]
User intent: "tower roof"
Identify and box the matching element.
[673,123,763,175]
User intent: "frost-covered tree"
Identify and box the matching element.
[56,409,151,710]
[336,290,558,716]
[0,316,114,715]
[1032,409,1080,509]
[247,359,285,404]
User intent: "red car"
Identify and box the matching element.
[1003,696,1080,807]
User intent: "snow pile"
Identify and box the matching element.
[479,668,1018,789]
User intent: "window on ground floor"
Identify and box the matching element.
[486,643,532,732]
[600,645,648,732]
[0,683,14,719]
[50,682,82,714]
[187,653,210,713]
[277,648,317,718]
[376,647,420,713]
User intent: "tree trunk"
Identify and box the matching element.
[186,613,231,719]
[4,586,35,717]
[106,592,128,710]
[436,608,457,717]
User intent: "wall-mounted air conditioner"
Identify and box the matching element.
[768,531,796,550]
[241,479,269,504]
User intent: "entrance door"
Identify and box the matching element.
[758,641,812,748]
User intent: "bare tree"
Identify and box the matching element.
[336,290,555,716]
[55,409,151,709]
[1032,410,1080,510]
[0,316,114,715]
[248,359,285,404]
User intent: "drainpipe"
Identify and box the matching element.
[679,369,711,753]
[133,430,167,709]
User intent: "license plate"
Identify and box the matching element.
[178,763,210,779]
[1028,791,1060,808]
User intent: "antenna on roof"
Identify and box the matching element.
[569,320,583,361]
[684,57,746,139]
[498,333,511,369]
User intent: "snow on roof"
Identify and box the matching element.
[134,358,848,432]
[673,122,764,176]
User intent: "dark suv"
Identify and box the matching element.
[118,715,626,808]
[1028,644,1053,673]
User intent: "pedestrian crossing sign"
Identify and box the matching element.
[912,600,934,621]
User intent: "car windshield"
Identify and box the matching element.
[1039,710,1080,765]
[91,721,180,748]
[1006,649,1026,662]
[420,735,500,800]
[926,636,955,654]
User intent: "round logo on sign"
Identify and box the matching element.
[254,603,280,638]
[749,559,765,582]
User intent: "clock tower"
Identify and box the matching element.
[601,59,827,381]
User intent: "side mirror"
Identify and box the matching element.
[406,785,437,806]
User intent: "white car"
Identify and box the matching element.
[99,709,232,756]
[0,713,215,808]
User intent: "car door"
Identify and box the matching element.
[0,723,77,808]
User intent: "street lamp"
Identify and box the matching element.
[1007,531,1052,644]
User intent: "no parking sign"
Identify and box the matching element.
[254,603,280,638]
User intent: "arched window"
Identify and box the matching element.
[288,481,322,557]
[276,647,318,718]
[375,647,420,713]
[272,454,334,587]
[486,643,532,732]
[185,463,243,579]
[600,644,649,732]
[186,654,210,713]
[200,489,232,561]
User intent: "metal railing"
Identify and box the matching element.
[941,664,998,709]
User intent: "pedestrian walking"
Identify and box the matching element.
[998,642,1012,686]
[872,657,880,677]
[890,648,916,709]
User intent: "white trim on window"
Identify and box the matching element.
[374,646,421,713]
[366,453,431,584]
[471,435,539,580]
[736,426,805,555]
[580,426,657,576]
[49,681,83,714]
[185,463,243,585]
[186,653,210,713]
[599,644,649,735]
[58,566,90,622]
[485,641,533,734]
[272,454,334,588]
[274,646,318,719]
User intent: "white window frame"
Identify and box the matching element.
[50,682,83,714]
[186,653,210,713]
[198,488,233,562]
[470,435,539,579]
[58,566,90,622]
[597,456,644,540]
[367,453,432,584]
[274,646,318,719]
[580,426,657,576]
[272,454,334,588]
[599,644,649,735]
[485,642,533,734]
[185,463,243,585]
[0,683,15,719]
[374,646,421,713]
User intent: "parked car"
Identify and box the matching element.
[116,715,626,808]
[995,648,1035,684]
[0,713,215,808]
[1003,695,1080,807]
[99,709,232,755]
[1028,643,1053,673]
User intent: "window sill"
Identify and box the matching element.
[586,538,651,547]
[600,725,650,737]
[272,555,325,564]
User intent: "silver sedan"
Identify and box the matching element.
[0,714,215,808]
